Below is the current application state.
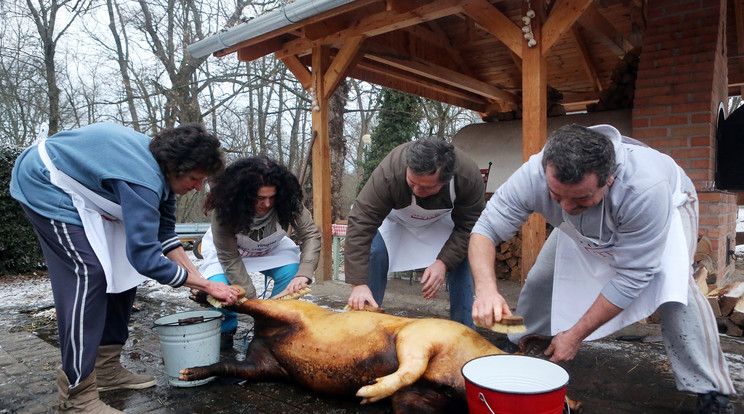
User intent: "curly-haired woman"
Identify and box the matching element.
[200,156,321,348]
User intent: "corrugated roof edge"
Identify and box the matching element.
[187,0,357,59]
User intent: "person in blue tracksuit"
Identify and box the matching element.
[11,122,241,412]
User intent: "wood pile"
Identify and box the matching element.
[695,236,744,337]
[493,232,522,281]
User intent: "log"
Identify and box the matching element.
[694,266,709,295]
[719,282,744,316]
[708,296,722,317]
[731,297,744,327]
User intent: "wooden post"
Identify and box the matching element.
[311,46,333,282]
[520,1,548,283]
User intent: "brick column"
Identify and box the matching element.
[632,0,735,282]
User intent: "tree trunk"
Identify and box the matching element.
[329,81,349,222]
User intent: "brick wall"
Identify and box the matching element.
[633,0,736,282]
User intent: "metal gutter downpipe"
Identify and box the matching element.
[187,0,357,59]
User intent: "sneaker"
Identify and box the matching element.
[696,392,735,414]
[220,328,237,351]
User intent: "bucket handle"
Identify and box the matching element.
[478,393,571,414]
[153,315,222,328]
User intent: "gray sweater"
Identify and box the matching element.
[472,125,695,309]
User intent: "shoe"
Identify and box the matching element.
[696,392,735,414]
[95,344,156,391]
[220,328,237,351]
[53,368,123,413]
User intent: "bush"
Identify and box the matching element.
[0,144,45,275]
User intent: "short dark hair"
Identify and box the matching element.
[406,136,456,183]
[149,124,224,178]
[541,124,616,186]
[204,157,303,234]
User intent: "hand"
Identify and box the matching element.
[205,280,241,306]
[471,289,511,329]
[545,330,582,362]
[273,276,310,297]
[348,284,379,310]
[420,260,447,299]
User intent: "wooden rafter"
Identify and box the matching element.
[280,55,312,89]
[362,44,519,106]
[572,26,602,91]
[275,0,468,60]
[323,34,366,99]
[461,0,523,58]
[577,5,633,57]
[351,61,490,109]
[542,0,595,54]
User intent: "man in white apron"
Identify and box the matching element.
[470,124,736,413]
[345,137,485,328]
[199,157,321,349]
[10,123,240,413]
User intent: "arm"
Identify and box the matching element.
[546,294,621,362]
[344,151,402,285]
[283,207,321,293]
[111,181,239,303]
[469,233,511,328]
[167,248,240,304]
[211,213,255,290]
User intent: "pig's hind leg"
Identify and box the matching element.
[355,329,432,403]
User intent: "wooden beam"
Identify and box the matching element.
[577,5,633,57]
[572,26,602,91]
[407,22,475,77]
[461,0,523,58]
[311,46,333,282]
[352,60,489,109]
[541,0,595,55]
[521,0,548,281]
[276,0,468,60]
[362,43,519,106]
[281,55,312,89]
[236,38,285,62]
[214,0,379,58]
[323,34,366,99]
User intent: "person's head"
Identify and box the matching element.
[149,124,224,195]
[541,124,617,215]
[205,156,303,233]
[405,136,456,198]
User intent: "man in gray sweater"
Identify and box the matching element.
[345,136,485,327]
[470,124,736,413]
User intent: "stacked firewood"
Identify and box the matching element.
[494,233,522,281]
[694,236,744,337]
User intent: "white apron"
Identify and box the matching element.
[551,167,690,340]
[378,180,455,272]
[199,223,300,278]
[38,138,147,294]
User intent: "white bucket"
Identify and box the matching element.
[153,310,222,387]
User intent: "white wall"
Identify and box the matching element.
[453,110,633,193]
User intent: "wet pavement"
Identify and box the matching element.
[1,272,743,413]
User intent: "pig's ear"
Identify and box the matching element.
[188,289,210,307]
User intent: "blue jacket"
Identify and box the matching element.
[11,123,187,287]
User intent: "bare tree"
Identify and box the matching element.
[0,15,48,145]
[106,0,141,131]
[25,0,94,135]
[329,81,349,222]
[134,0,248,127]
